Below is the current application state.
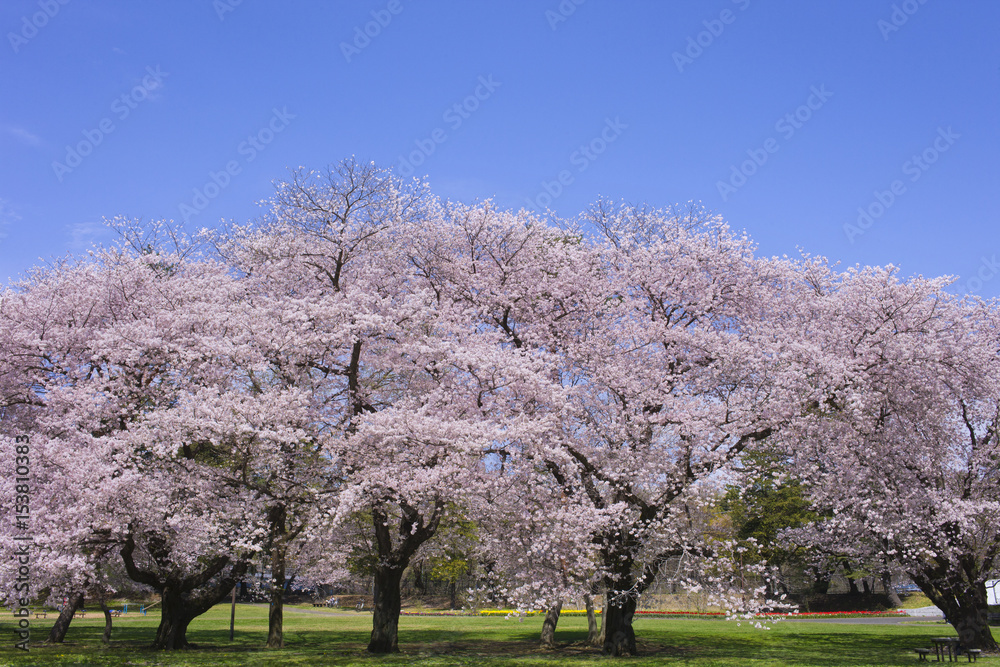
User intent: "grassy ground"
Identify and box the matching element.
[897,594,933,610]
[0,603,995,666]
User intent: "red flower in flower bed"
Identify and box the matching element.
[630,610,906,619]
[781,610,906,618]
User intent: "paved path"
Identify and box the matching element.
[905,605,944,619]
[788,616,939,625]
[258,603,950,625]
[243,603,365,617]
[786,606,944,625]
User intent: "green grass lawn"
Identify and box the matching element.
[897,594,933,610]
[0,604,995,666]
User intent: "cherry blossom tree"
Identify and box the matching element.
[216,161,549,654]
[0,259,141,643]
[474,462,603,647]
[0,247,270,649]
[786,265,1000,651]
[413,199,811,656]
[6,159,996,662]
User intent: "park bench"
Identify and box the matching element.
[34,611,47,619]
[931,637,960,662]
[110,609,123,617]
[73,610,86,618]
[920,644,983,663]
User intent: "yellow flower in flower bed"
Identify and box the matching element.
[478,609,597,616]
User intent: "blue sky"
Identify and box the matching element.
[2,1,998,296]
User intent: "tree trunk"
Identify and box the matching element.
[154,586,196,650]
[811,567,831,595]
[413,561,425,593]
[266,504,287,649]
[539,601,562,648]
[882,572,902,607]
[364,499,444,654]
[924,581,998,652]
[584,594,600,645]
[266,547,286,648]
[949,605,997,653]
[119,534,251,650]
[771,565,787,597]
[46,591,84,643]
[602,592,638,657]
[98,600,113,645]
[367,565,404,654]
[597,605,607,646]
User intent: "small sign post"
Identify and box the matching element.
[229,585,237,641]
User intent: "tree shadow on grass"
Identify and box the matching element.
[659,628,952,666]
[4,616,960,666]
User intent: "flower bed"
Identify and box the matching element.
[766,610,907,619]
[636,610,906,619]
[477,609,592,617]
[400,611,468,616]
[635,610,725,618]
[402,608,908,619]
